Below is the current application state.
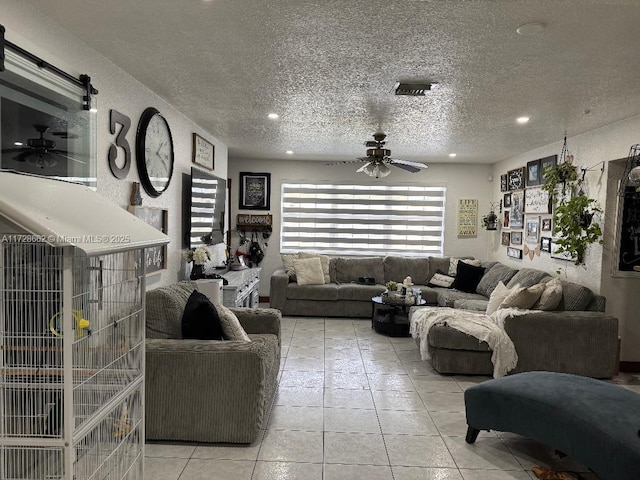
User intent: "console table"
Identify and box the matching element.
[222,267,261,308]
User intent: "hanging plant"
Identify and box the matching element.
[481,210,498,230]
[540,137,603,266]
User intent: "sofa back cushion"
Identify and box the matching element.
[556,280,595,311]
[146,281,197,339]
[331,257,385,284]
[429,257,451,277]
[506,268,551,289]
[383,256,431,285]
[476,262,519,297]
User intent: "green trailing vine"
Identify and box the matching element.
[541,160,603,265]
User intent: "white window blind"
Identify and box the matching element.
[280,183,446,256]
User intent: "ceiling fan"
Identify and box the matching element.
[1,124,85,168]
[330,132,428,178]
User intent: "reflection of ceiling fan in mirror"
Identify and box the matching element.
[328,132,428,178]
[1,124,84,168]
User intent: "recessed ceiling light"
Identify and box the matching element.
[517,116,530,124]
[268,113,279,120]
[286,150,293,155]
[13,141,23,146]
[516,22,546,36]
[449,153,457,158]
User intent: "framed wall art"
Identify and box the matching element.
[457,198,478,237]
[526,217,540,244]
[524,187,551,214]
[509,190,524,228]
[503,192,512,208]
[526,159,541,186]
[501,232,511,246]
[503,211,510,228]
[511,231,522,245]
[540,236,552,253]
[551,240,574,261]
[541,217,552,231]
[192,133,214,170]
[540,155,558,182]
[507,247,523,259]
[239,172,271,210]
[507,167,525,191]
[127,206,168,274]
[500,174,508,192]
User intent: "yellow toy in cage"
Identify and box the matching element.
[49,310,90,338]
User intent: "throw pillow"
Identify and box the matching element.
[216,303,251,341]
[498,282,545,310]
[451,261,486,293]
[281,253,300,280]
[298,252,331,283]
[448,257,481,276]
[427,269,455,288]
[485,281,518,315]
[181,290,225,340]
[534,277,563,311]
[293,257,325,286]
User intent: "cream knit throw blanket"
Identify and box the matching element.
[410,307,531,378]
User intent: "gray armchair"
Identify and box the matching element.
[144,281,281,443]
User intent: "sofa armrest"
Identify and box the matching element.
[231,307,281,344]
[504,311,619,378]
[270,269,290,311]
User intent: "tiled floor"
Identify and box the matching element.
[145,316,640,480]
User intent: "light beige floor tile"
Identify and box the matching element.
[267,405,324,431]
[324,407,382,433]
[324,388,375,409]
[324,463,394,480]
[191,442,261,461]
[392,466,464,480]
[286,346,324,359]
[145,443,196,458]
[325,371,370,389]
[324,431,389,465]
[364,360,407,374]
[325,358,366,373]
[459,469,533,479]
[420,391,466,412]
[279,370,324,388]
[377,410,439,435]
[372,390,426,411]
[396,350,424,363]
[325,337,359,349]
[442,436,524,470]
[282,356,325,371]
[258,429,324,463]
[367,373,416,391]
[429,411,494,438]
[501,436,593,473]
[453,375,492,390]
[144,457,188,480]
[402,360,441,377]
[252,461,323,480]
[274,386,324,406]
[178,458,254,480]
[412,376,463,393]
[324,347,362,360]
[360,350,402,362]
[385,434,456,468]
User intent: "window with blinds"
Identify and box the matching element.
[280,183,446,256]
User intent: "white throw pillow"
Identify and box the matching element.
[486,281,517,314]
[428,272,456,288]
[216,303,251,342]
[535,277,563,311]
[293,257,325,286]
[298,252,331,283]
[498,283,545,310]
[448,257,481,276]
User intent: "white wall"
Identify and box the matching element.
[1,2,228,288]
[491,114,640,362]
[228,158,494,296]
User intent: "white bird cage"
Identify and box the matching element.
[0,172,169,480]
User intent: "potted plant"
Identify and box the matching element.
[184,245,211,279]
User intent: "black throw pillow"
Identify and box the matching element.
[451,261,486,293]
[182,290,225,340]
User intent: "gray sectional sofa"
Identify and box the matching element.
[270,255,619,378]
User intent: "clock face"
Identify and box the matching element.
[136,107,174,197]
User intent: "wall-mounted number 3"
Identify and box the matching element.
[108,109,132,179]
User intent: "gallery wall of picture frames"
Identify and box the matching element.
[500,155,559,262]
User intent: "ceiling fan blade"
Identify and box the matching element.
[12,151,32,162]
[2,148,28,153]
[51,151,86,165]
[356,156,373,162]
[356,162,372,173]
[325,160,364,166]
[390,158,429,169]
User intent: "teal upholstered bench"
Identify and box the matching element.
[464,371,640,480]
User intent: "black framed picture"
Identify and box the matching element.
[239,172,271,210]
[511,231,522,245]
[540,236,552,253]
[541,217,552,231]
[503,192,512,208]
[507,167,525,191]
[540,155,558,182]
[500,174,508,192]
[503,211,510,228]
[526,159,541,186]
[501,232,511,246]
[507,247,523,259]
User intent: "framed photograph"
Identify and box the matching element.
[526,217,540,243]
[507,167,525,191]
[526,159,541,186]
[239,172,271,210]
[541,217,552,231]
[503,192,512,208]
[127,206,168,274]
[524,187,551,214]
[511,231,522,245]
[509,190,524,228]
[551,239,574,261]
[192,133,214,170]
[507,247,523,259]
[540,236,552,253]
[503,211,510,228]
[500,174,508,192]
[501,232,511,246]
[540,155,558,182]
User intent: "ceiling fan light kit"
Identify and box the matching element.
[350,132,428,178]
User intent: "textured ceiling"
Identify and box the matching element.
[20,0,640,164]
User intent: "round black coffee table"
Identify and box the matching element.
[371,295,426,337]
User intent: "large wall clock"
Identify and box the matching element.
[136,107,174,197]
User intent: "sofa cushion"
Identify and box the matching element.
[428,324,491,351]
[451,262,485,293]
[281,253,300,281]
[337,283,386,301]
[383,256,431,285]
[286,282,339,301]
[557,281,594,311]
[453,299,488,311]
[449,257,481,276]
[299,252,331,283]
[293,257,325,285]
[429,257,451,277]
[182,290,225,340]
[476,263,519,297]
[216,303,251,341]
[146,281,197,339]
[506,268,551,289]
[485,281,518,314]
[499,283,545,310]
[437,289,488,308]
[331,257,384,284]
[533,277,563,311]
[427,270,455,288]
